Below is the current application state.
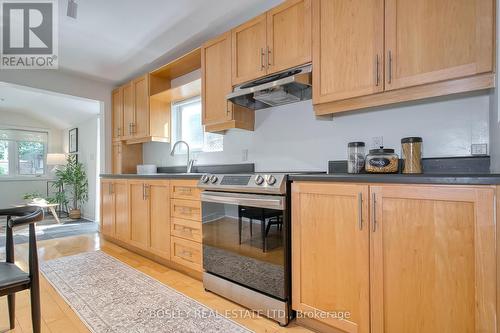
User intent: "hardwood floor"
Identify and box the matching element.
[0,233,313,333]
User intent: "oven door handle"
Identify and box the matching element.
[201,191,285,210]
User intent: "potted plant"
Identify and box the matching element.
[55,155,88,219]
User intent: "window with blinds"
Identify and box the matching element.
[0,129,48,177]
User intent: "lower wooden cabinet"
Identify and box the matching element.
[292,182,497,333]
[292,182,370,333]
[370,185,496,333]
[101,178,202,274]
[100,179,128,239]
[149,181,171,258]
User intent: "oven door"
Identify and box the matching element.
[201,191,287,300]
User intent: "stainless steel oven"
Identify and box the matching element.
[198,174,291,326]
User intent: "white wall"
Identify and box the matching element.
[144,73,491,172]
[63,117,99,221]
[0,110,64,206]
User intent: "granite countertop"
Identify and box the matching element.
[288,173,500,185]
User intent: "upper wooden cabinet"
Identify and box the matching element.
[132,75,150,139]
[267,0,312,74]
[370,185,496,333]
[112,88,123,141]
[122,82,134,139]
[112,74,171,145]
[313,0,495,115]
[231,14,268,85]
[385,0,494,90]
[313,0,384,104]
[292,182,370,333]
[231,0,312,85]
[202,32,254,132]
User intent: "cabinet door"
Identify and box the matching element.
[114,181,129,242]
[129,181,149,249]
[292,182,370,333]
[266,0,312,74]
[122,82,135,138]
[231,14,267,85]
[202,32,233,126]
[112,143,121,174]
[312,0,384,104]
[133,75,150,139]
[370,185,496,333]
[112,88,123,141]
[149,181,170,259]
[385,0,494,90]
[101,180,115,237]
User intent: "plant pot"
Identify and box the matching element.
[69,209,81,219]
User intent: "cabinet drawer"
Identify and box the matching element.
[171,236,202,272]
[171,199,201,221]
[170,180,201,200]
[171,218,202,242]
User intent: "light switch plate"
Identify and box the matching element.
[471,143,488,155]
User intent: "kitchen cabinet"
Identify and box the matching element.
[111,142,142,175]
[101,180,115,237]
[122,82,134,139]
[313,0,495,115]
[129,180,150,250]
[149,181,171,258]
[202,32,254,132]
[292,182,370,333]
[231,0,312,85]
[312,0,384,104]
[370,185,495,333]
[385,0,493,91]
[100,179,128,240]
[129,180,171,258]
[112,87,123,141]
[231,14,268,85]
[169,180,203,272]
[132,75,149,139]
[292,182,496,333]
[266,0,312,74]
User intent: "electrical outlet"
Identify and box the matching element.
[371,136,383,148]
[471,143,488,155]
[242,149,248,162]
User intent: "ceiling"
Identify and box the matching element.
[58,0,283,83]
[0,83,101,129]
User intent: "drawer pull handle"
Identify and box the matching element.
[181,250,192,257]
[180,207,192,214]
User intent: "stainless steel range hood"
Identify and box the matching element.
[227,64,312,110]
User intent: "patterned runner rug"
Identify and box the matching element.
[41,251,253,333]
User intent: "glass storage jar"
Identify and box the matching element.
[365,147,399,173]
[401,137,423,174]
[347,142,365,174]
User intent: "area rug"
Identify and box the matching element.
[0,217,98,247]
[40,251,254,333]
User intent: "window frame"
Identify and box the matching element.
[171,96,223,154]
[0,127,49,179]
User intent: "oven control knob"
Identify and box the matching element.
[266,175,277,186]
[201,174,210,183]
[255,175,265,185]
[210,175,219,184]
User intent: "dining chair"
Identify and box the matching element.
[0,206,44,333]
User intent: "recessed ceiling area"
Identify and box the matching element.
[0,82,101,129]
[58,0,283,83]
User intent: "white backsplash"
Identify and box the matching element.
[144,91,491,172]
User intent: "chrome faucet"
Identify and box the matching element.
[170,141,195,173]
